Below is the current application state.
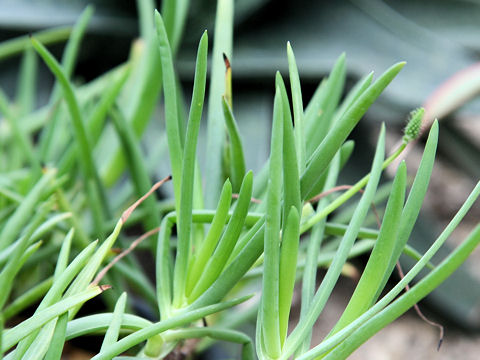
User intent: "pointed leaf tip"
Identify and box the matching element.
[430,118,439,134]
[223,53,231,69]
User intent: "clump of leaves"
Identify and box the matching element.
[0,1,479,359]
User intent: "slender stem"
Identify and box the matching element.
[300,143,406,233]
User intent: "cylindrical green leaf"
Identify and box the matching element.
[279,207,300,344]
[261,87,284,358]
[186,179,232,295]
[222,97,246,192]
[204,0,234,208]
[300,62,405,198]
[154,10,183,210]
[2,286,107,352]
[330,161,407,334]
[188,172,253,302]
[173,31,208,308]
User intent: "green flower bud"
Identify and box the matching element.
[403,107,424,143]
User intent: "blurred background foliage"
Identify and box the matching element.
[1,0,479,332]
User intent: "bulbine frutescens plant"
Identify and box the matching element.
[1,1,480,360]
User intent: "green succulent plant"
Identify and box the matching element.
[0,1,478,359]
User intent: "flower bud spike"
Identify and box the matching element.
[403,107,424,143]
